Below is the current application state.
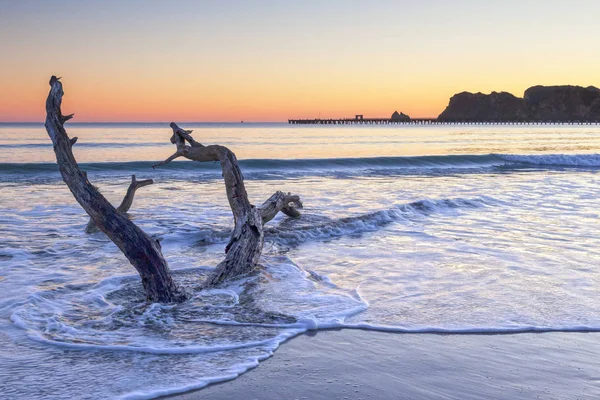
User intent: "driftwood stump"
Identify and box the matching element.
[44,76,186,303]
[153,123,303,286]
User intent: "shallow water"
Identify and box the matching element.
[2,122,600,398]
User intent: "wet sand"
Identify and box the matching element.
[169,329,600,399]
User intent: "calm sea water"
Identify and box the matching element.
[2,122,600,399]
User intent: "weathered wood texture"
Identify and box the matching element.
[258,191,303,224]
[85,175,154,233]
[44,76,186,302]
[153,123,302,286]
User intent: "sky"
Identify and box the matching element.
[0,0,599,122]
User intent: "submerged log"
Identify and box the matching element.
[153,123,303,286]
[44,76,186,303]
[85,175,154,233]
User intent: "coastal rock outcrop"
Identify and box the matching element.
[437,85,600,122]
[438,91,526,122]
[524,85,600,121]
[391,111,411,121]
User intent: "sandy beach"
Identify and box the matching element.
[170,329,600,399]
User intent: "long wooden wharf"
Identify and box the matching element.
[288,118,600,125]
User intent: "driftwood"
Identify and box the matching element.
[85,174,154,233]
[259,191,303,224]
[153,123,303,286]
[44,76,186,303]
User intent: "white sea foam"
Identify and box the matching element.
[5,124,600,399]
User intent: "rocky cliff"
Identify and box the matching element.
[438,85,600,122]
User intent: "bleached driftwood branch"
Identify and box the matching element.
[153,123,303,286]
[44,76,186,302]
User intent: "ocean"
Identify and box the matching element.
[2,122,600,399]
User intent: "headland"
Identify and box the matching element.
[289,85,600,124]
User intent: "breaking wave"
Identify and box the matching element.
[3,153,600,179]
[155,196,496,248]
[265,197,494,246]
[495,153,600,166]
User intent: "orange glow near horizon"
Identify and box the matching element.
[1,1,599,122]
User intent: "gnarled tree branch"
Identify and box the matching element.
[154,123,303,287]
[44,76,186,303]
[85,174,154,233]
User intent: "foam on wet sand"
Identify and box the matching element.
[170,329,600,399]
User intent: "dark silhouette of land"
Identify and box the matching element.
[289,85,600,124]
[438,85,600,122]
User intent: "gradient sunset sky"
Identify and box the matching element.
[1,0,598,122]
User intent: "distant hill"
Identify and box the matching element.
[438,85,600,122]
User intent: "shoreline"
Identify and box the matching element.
[167,329,600,400]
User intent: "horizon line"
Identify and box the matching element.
[0,117,440,124]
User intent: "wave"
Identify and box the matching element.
[3,153,600,176]
[156,196,496,248]
[495,153,600,166]
[265,197,493,246]
[0,155,499,175]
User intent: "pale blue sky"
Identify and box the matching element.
[1,0,598,121]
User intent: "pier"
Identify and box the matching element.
[288,118,600,125]
[289,117,435,125]
[288,114,600,125]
